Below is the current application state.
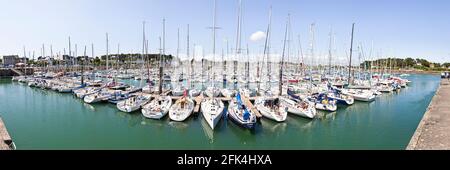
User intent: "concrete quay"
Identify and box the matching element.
[407,79,450,150]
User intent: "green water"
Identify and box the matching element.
[0,74,440,149]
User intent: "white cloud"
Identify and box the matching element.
[250,31,266,42]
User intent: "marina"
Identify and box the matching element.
[0,0,448,151]
[0,74,440,149]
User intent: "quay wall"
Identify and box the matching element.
[0,68,34,77]
[407,79,450,150]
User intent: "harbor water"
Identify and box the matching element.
[0,74,440,149]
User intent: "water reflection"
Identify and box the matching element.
[287,115,314,130]
[168,121,189,130]
[83,103,96,111]
[140,117,166,128]
[200,117,214,143]
[260,118,287,134]
[115,111,141,127]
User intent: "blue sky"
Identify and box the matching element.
[0,0,449,63]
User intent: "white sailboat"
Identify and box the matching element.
[142,95,172,119]
[116,93,152,113]
[201,0,225,130]
[255,97,288,122]
[169,91,195,121]
[341,89,375,102]
[83,89,113,104]
[279,97,315,119]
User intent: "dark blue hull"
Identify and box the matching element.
[332,97,351,106]
[228,113,256,130]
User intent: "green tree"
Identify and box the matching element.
[416,58,430,67]
[93,57,101,66]
[404,58,416,67]
[442,63,450,68]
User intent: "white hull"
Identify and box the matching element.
[117,93,151,113]
[142,96,172,119]
[255,97,288,122]
[169,97,194,121]
[279,97,316,119]
[201,99,224,130]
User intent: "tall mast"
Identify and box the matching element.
[246,44,250,88]
[328,27,333,75]
[348,23,355,84]
[50,45,53,71]
[23,46,26,74]
[280,14,289,96]
[75,44,77,72]
[82,46,86,85]
[187,24,191,88]
[142,21,146,76]
[142,21,149,87]
[298,35,304,76]
[159,18,165,95]
[211,0,219,87]
[42,44,46,72]
[117,44,120,74]
[106,33,109,71]
[309,23,315,88]
[234,0,242,82]
[91,43,95,73]
[68,36,71,72]
[264,6,272,87]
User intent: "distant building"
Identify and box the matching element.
[2,55,19,67]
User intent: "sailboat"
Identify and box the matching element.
[255,96,288,122]
[142,95,172,119]
[227,92,257,129]
[169,90,195,121]
[309,93,337,112]
[280,96,316,119]
[201,0,225,130]
[116,92,152,113]
[220,88,235,98]
[84,88,113,104]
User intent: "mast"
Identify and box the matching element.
[328,27,333,75]
[309,23,315,88]
[158,18,165,94]
[68,36,71,72]
[298,35,304,76]
[186,24,191,88]
[82,46,86,85]
[50,45,53,72]
[42,44,46,72]
[224,38,228,85]
[234,0,242,86]
[348,23,355,84]
[141,21,146,87]
[106,33,109,71]
[210,0,219,88]
[92,43,95,76]
[177,27,182,87]
[280,14,289,96]
[75,44,77,72]
[246,44,250,88]
[264,6,272,88]
[23,46,26,75]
